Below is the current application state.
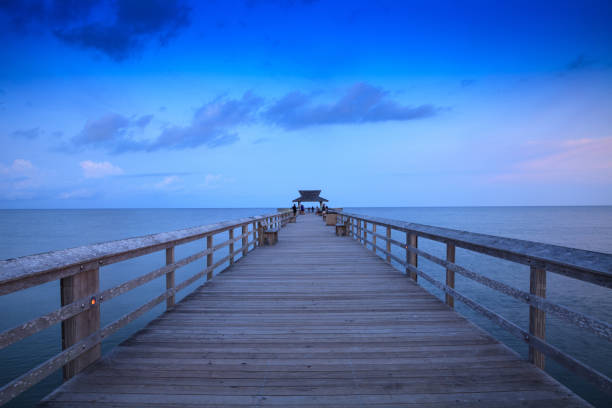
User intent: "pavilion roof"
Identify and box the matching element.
[292,190,328,202]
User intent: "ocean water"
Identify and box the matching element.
[0,207,611,407]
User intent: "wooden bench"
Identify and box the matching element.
[289,215,296,223]
[335,222,348,236]
[263,227,279,245]
[325,213,337,226]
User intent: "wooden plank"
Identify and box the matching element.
[60,267,100,380]
[529,267,546,369]
[242,225,248,257]
[37,214,591,408]
[166,247,175,309]
[386,226,391,262]
[206,236,213,281]
[446,243,455,308]
[228,229,234,265]
[409,233,418,282]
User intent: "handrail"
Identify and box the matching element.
[331,210,612,396]
[0,210,292,405]
[0,213,288,295]
[335,211,612,287]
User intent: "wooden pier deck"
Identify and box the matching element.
[40,214,588,407]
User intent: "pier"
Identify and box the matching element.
[1,209,611,406]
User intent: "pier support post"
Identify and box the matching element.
[258,222,264,246]
[364,221,368,248]
[409,233,418,282]
[206,235,213,280]
[386,227,391,262]
[252,222,257,248]
[242,224,248,256]
[60,267,100,380]
[166,247,175,309]
[373,224,377,252]
[229,228,234,265]
[445,244,455,308]
[529,266,546,369]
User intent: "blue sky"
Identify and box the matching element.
[1,0,611,208]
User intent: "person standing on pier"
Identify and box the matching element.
[292,204,297,216]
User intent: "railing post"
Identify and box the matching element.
[409,233,418,282]
[386,227,391,262]
[256,222,261,246]
[445,243,455,308]
[364,221,368,248]
[252,221,257,248]
[166,247,175,309]
[60,266,100,380]
[206,235,213,280]
[372,224,377,251]
[258,221,264,246]
[529,266,546,369]
[242,224,248,256]
[229,228,235,265]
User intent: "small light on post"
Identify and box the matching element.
[90,296,96,306]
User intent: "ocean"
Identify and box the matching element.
[1,207,611,407]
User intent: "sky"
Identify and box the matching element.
[0,0,611,208]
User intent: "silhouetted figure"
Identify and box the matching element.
[292,204,297,216]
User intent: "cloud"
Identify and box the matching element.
[146,91,264,151]
[0,159,35,175]
[154,175,181,190]
[80,160,124,178]
[244,0,319,8]
[72,113,131,147]
[59,188,95,199]
[68,113,153,153]
[0,0,191,61]
[67,92,262,154]
[134,114,153,128]
[11,127,41,139]
[65,85,439,153]
[121,171,194,178]
[264,82,440,130]
[200,173,233,189]
[491,137,612,183]
[0,159,40,199]
[565,54,596,71]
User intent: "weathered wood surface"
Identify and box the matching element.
[40,215,589,407]
[0,214,283,295]
[335,211,612,288]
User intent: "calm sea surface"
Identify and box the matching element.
[1,207,611,407]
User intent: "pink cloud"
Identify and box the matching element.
[491,137,612,183]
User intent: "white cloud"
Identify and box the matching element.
[59,189,95,199]
[154,175,181,190]
[0,159,35,175]
[0,159,40,200]
[80,160,124,178]
[200,173,234,189]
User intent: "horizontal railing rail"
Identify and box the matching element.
[332,210,612,395]
[0,210,292,405]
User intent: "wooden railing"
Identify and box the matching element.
[0,211,292,405]
[332,210,612,395]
